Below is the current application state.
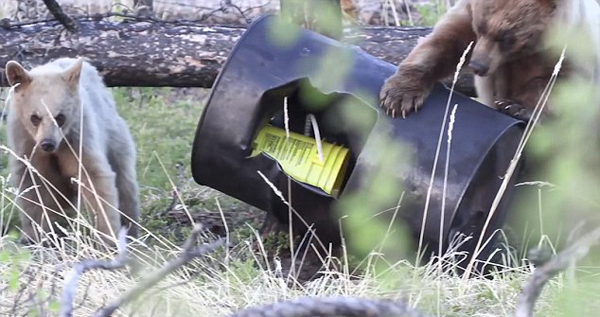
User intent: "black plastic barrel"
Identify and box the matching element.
[191,15,525,270]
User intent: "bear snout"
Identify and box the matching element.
[40,139,57,152]
[469,60,489,76]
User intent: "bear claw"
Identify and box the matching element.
[495,99,533,122]
[379,77,429,119]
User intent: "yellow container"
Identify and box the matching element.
[251,125,350,197]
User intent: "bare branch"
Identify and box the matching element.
[59,228,129,317]
[225,296,431,317]
[515,226,600,317]
[9,264,43,316]
[92,224,223,317]
[41,0,78,33]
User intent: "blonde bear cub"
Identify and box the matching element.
[5,57,140,244]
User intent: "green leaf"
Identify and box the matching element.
[48,301,61,313]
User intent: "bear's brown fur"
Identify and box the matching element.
[380,0,600,122]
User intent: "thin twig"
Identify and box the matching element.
[42,0,78,33]
[226,296,431,317]
[514,226,600,317]
[163,161,186,215]
[92,225,223,317]
[59,228,129,317]
[10,264,40,316]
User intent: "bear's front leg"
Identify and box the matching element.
[16,183,58,244]
[380,1,475,118]
[79,153,121,245]
[9,159,42,243]
[11,155,71,245]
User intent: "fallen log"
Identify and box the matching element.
[0,18,475,95]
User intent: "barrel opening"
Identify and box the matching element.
[250,78,378,197]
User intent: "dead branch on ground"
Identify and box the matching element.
[92,224,223,317]
[514,226,600,317]
[59,228,129,317]
[57,225,222,316]
[225,296,432,317]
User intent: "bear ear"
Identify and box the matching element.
[5,61,31,88]
[62,57,84,87]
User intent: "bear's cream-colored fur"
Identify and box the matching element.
[5,58,139,244]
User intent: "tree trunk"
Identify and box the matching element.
[0,19,475,95]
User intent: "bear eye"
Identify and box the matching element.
[30,114,41,126]
[496,32,516,52]
[477,23,487,35]
[54,114,66,127]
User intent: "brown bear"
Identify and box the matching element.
[379,0,600,121]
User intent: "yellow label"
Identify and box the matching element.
[265,132,314,166]
[251,125,350,196]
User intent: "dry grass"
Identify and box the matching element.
[0,220,559,317]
